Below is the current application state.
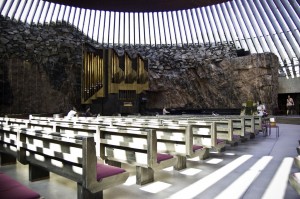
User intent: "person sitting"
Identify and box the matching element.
[66,107,77,118]
[85,107,94,117]
[257,101,268,117]
[163,107,170,115]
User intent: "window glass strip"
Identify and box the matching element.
[260,1,288,63]
[113,12,119,45]
[108,11,115,45]
[225,2,247,50]
[134,13,140,45]
[124,12,129,44]
[153,12,160,45]
[201,7,215,44]
[0,0,8,14]
[93,10,100,42]
[102,11,109,44]
[129,12,134,45]
[38,1,48,24]
[32,0,43,24]
[186,9,198,44]
[281,0,300,45]
[19,0,31,23]
[7,0,19,19]
[57,4,65,22]
[196,8,209,44]
[163,12,171,44]
[119,12,124,45]
[68,6,76,25]
[63,5,70,23]
[98,11,105,44]
[172,11,182,44]
[1,0,12,17]
[167,11,177,45]
[51,3,60,23]
[77,8,85,32]
[176,11,187,44]
[272,0,299,58]
[210,5,225,43]
[182,10,193,44]
[232,0,257,53]
[191,8,203,44]
[139,13,145,44]
[82,9,90,36]
[88,10,95,40]
[148,12,155,45]
[158,12,166,44]
[207,6,222,44]
[143,12,150,44]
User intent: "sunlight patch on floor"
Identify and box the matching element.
[179,168,202,176]
[224,152,236,156]
[262,157,294,199]
[205,158,223,164]
[123,175,136,186]
[139,181,172,193]
[163,167,174,171]
[167,155,253,199]
[215,156,273,199]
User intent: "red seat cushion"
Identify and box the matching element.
[0,173,41,199]
[193,145,204,152]
[96,163,126,181]
[233,135,240,140]
[157,153,173,163]
[217,139,224,144]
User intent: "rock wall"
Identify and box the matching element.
[0,16,279,114]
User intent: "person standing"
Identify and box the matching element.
[286,95,294,115]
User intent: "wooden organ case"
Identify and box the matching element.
[81,44,149,115]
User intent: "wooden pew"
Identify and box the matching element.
[28,117,214,171]
[107,121,223,166]
[0,125,19,165]
[113,118,230,148]
[99,126,178,185]
[17,128,129,199]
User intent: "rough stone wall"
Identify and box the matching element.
[0,16,279,114]
[118,45,279,112]
[0,17,83,114]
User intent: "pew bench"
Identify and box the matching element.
[99,126,178,185]
[0,125,19,165]
[177,119,237,145]
[17,128,129,199]
[108,121,224,168]
[0,172,41,199]
[289,172,300,195]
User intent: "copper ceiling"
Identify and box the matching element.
[47,0,230,12]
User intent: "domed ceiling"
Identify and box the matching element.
[47,0,230,12]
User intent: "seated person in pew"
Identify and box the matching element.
[163,106,170,115]
[66,107,77,119]
[257,101,268,117]
[85,107,95,117]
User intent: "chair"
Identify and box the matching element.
[267,118,279,138]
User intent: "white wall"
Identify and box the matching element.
[278,77,300,94]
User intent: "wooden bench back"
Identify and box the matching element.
[17,128,129,193]
[99,126,177,171]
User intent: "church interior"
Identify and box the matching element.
[0,0,300,198]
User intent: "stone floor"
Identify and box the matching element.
[1,122,300,199]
